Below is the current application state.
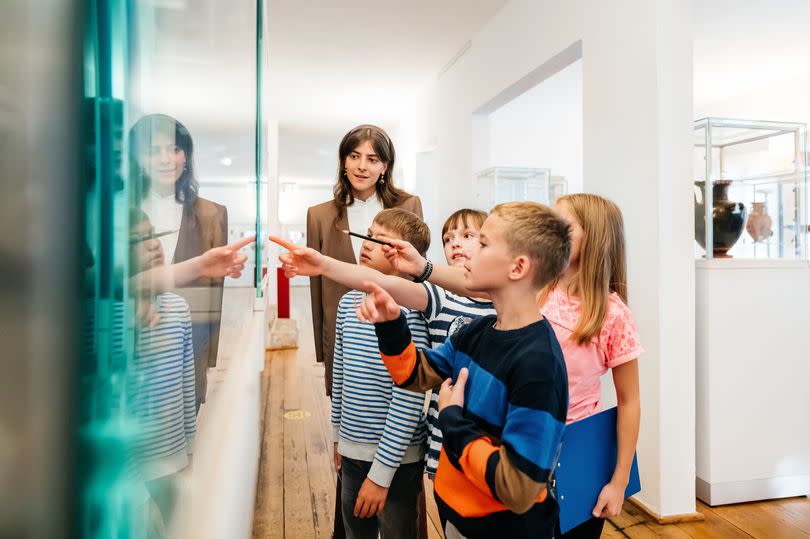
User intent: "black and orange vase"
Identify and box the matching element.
[694,180,747,258]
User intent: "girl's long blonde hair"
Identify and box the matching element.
[539,193,628,345]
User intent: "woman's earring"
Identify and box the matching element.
[183,162,188,172]
[378,172,385,185]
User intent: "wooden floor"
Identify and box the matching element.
[253,287,810,538]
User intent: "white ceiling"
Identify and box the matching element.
[267,0,507,131]
[693,0,810,108]
[136,0,507,158]
[138,0,810,134]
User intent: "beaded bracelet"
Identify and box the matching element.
[413,259,433,283]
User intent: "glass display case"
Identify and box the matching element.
[77,0,269,537]
[694,118,807,259]
[475,166,566,209]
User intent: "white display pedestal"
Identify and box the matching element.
[696,259,810,505]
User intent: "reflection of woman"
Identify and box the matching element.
[307,125,422,398]
[130,114,228,411]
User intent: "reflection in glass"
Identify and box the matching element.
[131,114,229,412]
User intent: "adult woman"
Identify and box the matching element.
[307,124,422,398]
[130,114,228,412]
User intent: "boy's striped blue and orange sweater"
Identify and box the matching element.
[374,312,569,539]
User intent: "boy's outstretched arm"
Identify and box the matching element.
[437,369,563,515]
[276,243,429,312]
[379,237,490,300]
[358,282,453,393]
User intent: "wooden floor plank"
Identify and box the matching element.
[759,497,810,535]
[712,499,810,539]
[308,361,335,485]
[301,358,336,539]
[282,350,317,539]
[612,501,695,538]
[424,477,444,539]
[638,522,697,539]
[603,519,631,538]
[674,501,753,539]
[609,500,654,535]
[252,353,285,539]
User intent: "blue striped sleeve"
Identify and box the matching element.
[405,310,431,350]
[368,383,427,487]
[366,309,430,486]
[182,302,196,449]
[421,282,443,320]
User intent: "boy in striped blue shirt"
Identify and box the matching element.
[331,208,431,539]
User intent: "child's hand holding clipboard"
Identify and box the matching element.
[556,407,641,533]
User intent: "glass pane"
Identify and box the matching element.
[475,166,554,207]
[77,1,264,536]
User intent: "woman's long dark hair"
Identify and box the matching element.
[129,114,198,213]
[333,124,411,220]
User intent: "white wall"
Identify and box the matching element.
[276,128,339,234]
[278,128,342,189]
[405,0,695,517]
[487,60,583,194]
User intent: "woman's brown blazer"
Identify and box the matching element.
[306,195,423,396]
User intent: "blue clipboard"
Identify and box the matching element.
[556,406,641,533]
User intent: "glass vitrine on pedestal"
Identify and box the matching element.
[693,118,810,507]
[475,166,566,209]
[693,117,807,260]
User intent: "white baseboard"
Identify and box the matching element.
[696,474,810,506]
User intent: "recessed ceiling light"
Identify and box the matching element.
[220,157,233,166]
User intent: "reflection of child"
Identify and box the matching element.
[358,202,572,539]
[330,209,431,539]
[130,292,196,528]
[128,211,196,532]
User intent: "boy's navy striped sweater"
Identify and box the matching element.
[375,313,569,539]
[331,289,431,488]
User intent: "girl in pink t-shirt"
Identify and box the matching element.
[538,194,643,539]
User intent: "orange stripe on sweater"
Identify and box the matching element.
[434,449,503,517]
[380,342,417,386]
[434,445,547,517]
[458,438,498,497]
